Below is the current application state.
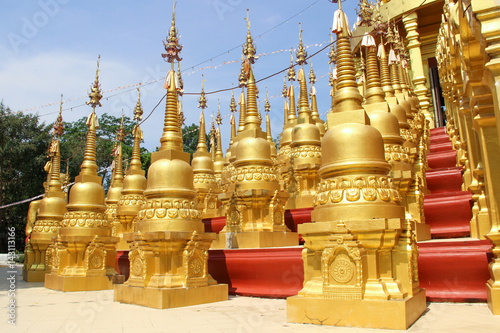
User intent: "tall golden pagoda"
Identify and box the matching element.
[114,6,227,308]
[45,57,124,291]
[214,10,297,249]
[192,83,219,218]
[23,97,67,282]
[107,116,125,239]
[115,91,147,251]
[286,24,322,210]
[287,1,426,329]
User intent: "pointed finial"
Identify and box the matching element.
[117,113,125,142]
[86,55,103,109]
[53,94,64,137]
[356,0,374,27]
[296,22,308,65]
[229,90,237,112]
[134,89,143,122]
[309,62,317,85]
[216,100,222,126]
[279,76,287,99]
[265,92,270,113]
[287,49,296,81]
[198,76,208,109]
[162,0,183,63]
[177,61,184,92]
[328,33,337,64]
[243,9,258,64]
[238,54,248,87]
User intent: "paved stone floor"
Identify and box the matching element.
[2,265,500,333]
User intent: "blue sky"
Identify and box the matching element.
[0,0,358,151]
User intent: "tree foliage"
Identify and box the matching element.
[0,102,52,252]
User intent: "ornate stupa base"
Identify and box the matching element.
[287,289,426,330]
[211,231,298,249]
[487,282,500,315]
[114,283,228,309]
[22,269,47,282]
[44,235,125,291]
[116,230,228,309]
[45,273,125,292]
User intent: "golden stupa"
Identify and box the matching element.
[192,84,220,218]
[23,98,67,282]
[107,116,125,242]
[213,11,298,249]
[45,57,124,291]
[286,1,426,329]
[285,25,322,210]
[115,91,147,251]
[114,7,227,308]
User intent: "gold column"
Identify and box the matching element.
[402,12,434,127]
[107,117,124,241]
[114,8,227,308]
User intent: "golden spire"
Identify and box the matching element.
[197,110,208,153]
[243,9,258,64]
[159,56,183,151]
[80,56,102,176]
[229,90,237,113]
[129,89,143,173]
[229,94,237,145]
[134,89,144,121]
[297,65,310,118]
[295,23,307,65]
[281,75,288,126]
[328,33,337,64]
[245,68,261,130]
[288,80,297,122]
[379,34,395,98]
[265,91,271,113]
[238,88,246,133]
[309,63,321,122]
[362,32,386,104]
[47,96,64,193]
[287,50,296,81]
[162,1,183,63]
[238,55,248,87]
[331,3,363,112]
[111,115,124,188]
[216,101,223,159]
[210,118,216,161]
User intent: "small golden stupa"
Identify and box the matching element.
[214,11,297,249]
[192,83,219,218]
[23,97,67,282]
[285,25,322,210]
[107,116,125,240]
[45,57,124,291]
[287,1,426,329]
[115,91,147,251]
[114,6,227,308]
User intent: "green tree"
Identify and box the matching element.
[0,102,52,252]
